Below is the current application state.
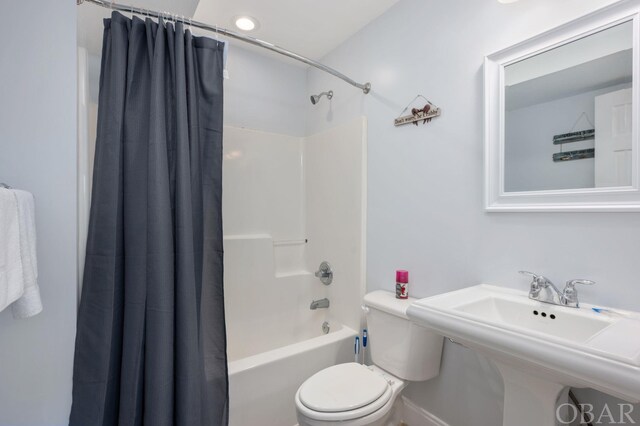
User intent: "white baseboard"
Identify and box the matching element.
[401,396,450,426]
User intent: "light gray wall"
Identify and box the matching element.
[306,0,640,424]
[223,45,307,137]
[0,1,77,426]
[505,83,630,192]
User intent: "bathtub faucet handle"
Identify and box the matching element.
[314,261,333,285]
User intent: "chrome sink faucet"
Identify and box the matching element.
[519,271,595,308]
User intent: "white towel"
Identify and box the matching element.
[11,190,42,319]
[0,188,24,312]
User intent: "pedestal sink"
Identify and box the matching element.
[407,285,640,426]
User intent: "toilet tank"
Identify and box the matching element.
[363,290,443,381]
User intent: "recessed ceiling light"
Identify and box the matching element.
[234,16,258,32]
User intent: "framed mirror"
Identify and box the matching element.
[485,1,640,211]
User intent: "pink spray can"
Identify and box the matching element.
[396,270,409,299]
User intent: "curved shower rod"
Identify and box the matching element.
[77,0,372,94]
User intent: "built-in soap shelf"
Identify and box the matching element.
[273,238,308,247]
[274,270,312,279]
[223,234,310,279]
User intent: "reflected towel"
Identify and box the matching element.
[0,188,24,312]
[11,190,41,319]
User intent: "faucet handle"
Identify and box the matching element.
[519,271,540,279]
[566,279,596,287]
[519,270,543,292]
[562,279,595,307]
[519,270,554,286]
[315,261,333,285]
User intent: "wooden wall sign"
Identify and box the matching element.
[394,95,441,127]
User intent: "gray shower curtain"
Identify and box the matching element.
[70,12,228,426]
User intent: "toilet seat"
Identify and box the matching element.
[295,363,394,422]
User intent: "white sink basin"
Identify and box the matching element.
[408,284,640,426]
[454,293,614,344]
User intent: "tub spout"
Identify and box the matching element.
[310,298,330,310]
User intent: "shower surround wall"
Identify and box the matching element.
[222,118,366,426]
[305,119,367,332]
[222,118,367,345]
[222,126,312,359]
[219,48,367,426]
[222,118,367,340]
[306,0,640,424]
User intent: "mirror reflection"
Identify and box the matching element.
[504,21,633,192]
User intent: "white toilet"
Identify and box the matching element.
[295,290,444,426]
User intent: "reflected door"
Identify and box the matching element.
[595,87,632,187]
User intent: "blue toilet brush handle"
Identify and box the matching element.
[362,329,367,364]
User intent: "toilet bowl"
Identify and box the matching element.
[295,363,405,426]
[295,291,444,426]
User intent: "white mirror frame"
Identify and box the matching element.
[485,1,640,212]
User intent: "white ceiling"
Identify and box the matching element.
[78,0,400,62]
[194,0,400,61]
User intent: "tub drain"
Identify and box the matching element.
[321,321,330,334]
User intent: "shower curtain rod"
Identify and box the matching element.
[77,0,372,94]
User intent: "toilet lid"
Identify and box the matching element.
[298,363,390,413]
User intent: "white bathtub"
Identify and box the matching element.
[228,324,357,426]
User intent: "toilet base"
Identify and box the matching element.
[297,408,394,426]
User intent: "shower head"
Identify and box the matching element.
[310,90,333,105]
